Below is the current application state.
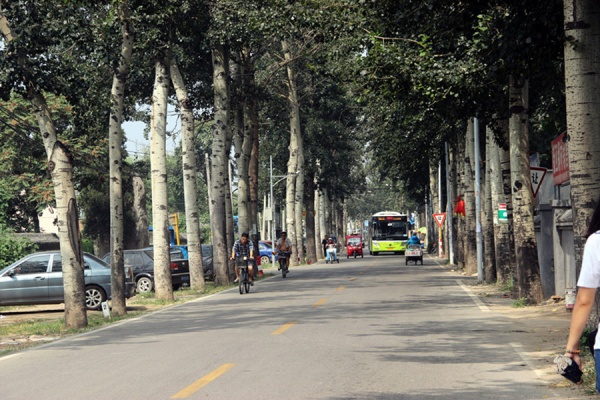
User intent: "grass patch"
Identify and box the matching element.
[512,297,528,308]
[0,280,244,357]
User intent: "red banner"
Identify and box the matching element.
[551,132,570,185]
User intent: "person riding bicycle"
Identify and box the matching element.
[326,238,337,263]
[230,232,255,285]
[274,231,292,271]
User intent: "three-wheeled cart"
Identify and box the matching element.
[405,244,423,265]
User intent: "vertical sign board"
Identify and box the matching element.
[551,131,570,185]
[498,203,508,224]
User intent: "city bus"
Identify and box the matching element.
[369,211,409,255]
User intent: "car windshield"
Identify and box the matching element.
[347,238,361,246]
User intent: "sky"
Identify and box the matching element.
[123,106,180,158]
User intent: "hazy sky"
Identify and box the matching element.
[123,107,180,157]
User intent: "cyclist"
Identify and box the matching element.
[230,232,255,285]
[274,231,292,271]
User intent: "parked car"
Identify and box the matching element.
[169,244,214,280]
[258,241,278,265]
[102,248,189,293]
[0,251,135,310]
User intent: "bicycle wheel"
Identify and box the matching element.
[244,278,250,293]
[239,269,245,294]
[282,264,287,278]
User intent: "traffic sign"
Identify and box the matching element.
[433,213,446,227]
[498,203,508,224]
[530,167,547,198]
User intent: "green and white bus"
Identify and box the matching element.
[369,211,409,255]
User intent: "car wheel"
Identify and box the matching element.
[261,255,270,265]
[137,276,154,293]
[85,285,107,310]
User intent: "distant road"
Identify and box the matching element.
[0,254,571,399]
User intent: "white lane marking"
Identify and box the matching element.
[456,280,490,312]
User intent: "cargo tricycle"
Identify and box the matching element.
[346,235,363,259]
[405,244,423,265]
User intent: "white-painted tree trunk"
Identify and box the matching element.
[150,57,173,301]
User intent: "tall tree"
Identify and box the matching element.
[149,55,173,301]
[564,0,600,272]
[0,9,88,328]
[108,1,134,316]
[509,77,542,303]
[170,58,205,291]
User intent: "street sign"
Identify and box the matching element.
[433,213,446,227]
[530,167,547,198]
[498,203,508,224]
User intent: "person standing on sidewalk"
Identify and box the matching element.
[564,200,600,392]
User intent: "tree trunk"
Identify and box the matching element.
[314,188,322,259]
[93,236,110,258]
[483,126,496,283]
[231,55,250,236]
[0,12,88,329]
[490,120,513,284]
[150,56,173,301]
[509,76,542,304]
[305,178,317,264]
[282,40,299,267]
[447,142,458,265]
[210,45,231,285]
[428,163,439,253]
[128,175,149,249]
[455,138,466,269]
[170,59,205,291]
[319,189,326,258]
[244,53,260,239]
[564,0,600,272]
[108,4,133,315]
[463,120,477,275]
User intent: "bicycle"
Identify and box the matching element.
[277,251,291,278]
[234,256,251,294]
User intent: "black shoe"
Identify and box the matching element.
[250,280,254,286]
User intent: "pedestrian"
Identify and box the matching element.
[563,199,600,392]
[321,235,328,259]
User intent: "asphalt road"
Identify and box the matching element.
[0,254,574,399]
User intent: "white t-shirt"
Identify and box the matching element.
[577,233,600,288]
[576,232,600,349]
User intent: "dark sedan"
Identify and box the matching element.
[0,252,135,310]
[102,248,190,293]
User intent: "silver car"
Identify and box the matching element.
[0,252,135,310]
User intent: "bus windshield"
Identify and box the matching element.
[372,216,408,240]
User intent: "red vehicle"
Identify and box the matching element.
[346,235,363,259]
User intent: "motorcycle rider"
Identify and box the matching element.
[274,231,292,271]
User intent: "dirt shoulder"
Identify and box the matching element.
[450,267,597,399]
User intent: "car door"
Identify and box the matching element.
[0,254,51,305]
[47,254,93,300]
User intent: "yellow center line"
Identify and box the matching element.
[335,286,345,292]
[313,298,328,307]
[171,363,236,399]
[349,277,356,281]
[272,321,297,335]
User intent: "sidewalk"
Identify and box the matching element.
[441,262,597,399]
